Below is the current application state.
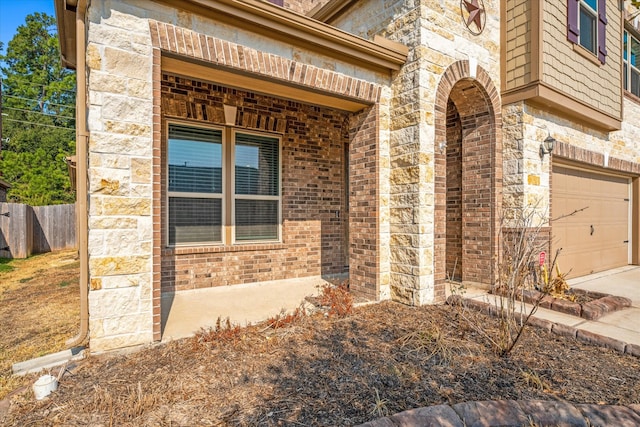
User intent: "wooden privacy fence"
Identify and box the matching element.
[0,203,76,259]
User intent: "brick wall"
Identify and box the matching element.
[434,62,502,293]
[160,74,349,293]
[445,100,462,282]
[348,105,380,301]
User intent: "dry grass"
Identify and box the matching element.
[1,259,640,425]
[0,250,80,400]
[3,301,640,426]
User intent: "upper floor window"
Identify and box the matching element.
[624,31,640,98]
[567,0,607,64]
[579,0,597,54]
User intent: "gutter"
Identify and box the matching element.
[64,0,89,348]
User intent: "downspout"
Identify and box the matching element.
[67,0,89,348]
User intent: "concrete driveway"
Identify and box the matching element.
[568,266,640,346]
[569,266,640,305]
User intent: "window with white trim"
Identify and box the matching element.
[578,0,597,54]
[567,0,607,64]
[167,123,281,246]
[624,30,640,98]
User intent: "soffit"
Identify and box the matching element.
[503,82,622,131]
[162,55,369,112]
[56,0,407,73]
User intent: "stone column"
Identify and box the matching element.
[85,6,155,351]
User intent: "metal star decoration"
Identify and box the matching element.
[461,0,486,35]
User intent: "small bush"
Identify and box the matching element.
[319,282,353,318]
[266,306,306,330]
[398,326,453,365]
[193,317,242,348]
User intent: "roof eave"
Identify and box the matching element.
[308,0,359,24]
[151,0,407,72]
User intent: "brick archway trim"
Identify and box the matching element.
[148,21,381,104]
[433,60,503,299]
[434,61,501,119]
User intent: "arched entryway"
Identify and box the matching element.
[434,61,502,297]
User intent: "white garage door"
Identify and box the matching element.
[552,165,630,278]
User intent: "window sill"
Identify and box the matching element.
[163,242,287,256]
[572,43,601,66]
[624,90,640,105]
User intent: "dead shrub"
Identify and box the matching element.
[193,317,242,348]
[520,369,551,392]
[266,306,306,330]
[398,326,453,365]
[319,282,353,318]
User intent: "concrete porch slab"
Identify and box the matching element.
[161,275,333,342]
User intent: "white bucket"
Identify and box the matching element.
[33,375,58,400]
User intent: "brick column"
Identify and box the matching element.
[349,105,380,300]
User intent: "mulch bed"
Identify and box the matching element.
[3,301,640,426]
[512,288,632,320]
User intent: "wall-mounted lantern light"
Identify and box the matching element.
[539,135,555,159]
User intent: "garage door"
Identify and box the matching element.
[552,165,629,278]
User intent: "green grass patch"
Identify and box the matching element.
[19,277,33,283]
[0,258,14,273]
[57,280,73,288]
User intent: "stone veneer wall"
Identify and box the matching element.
[160,74,349,293]
[85,7,156,351]
[331,0,501,304]
[284,0,329,15]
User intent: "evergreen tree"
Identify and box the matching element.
[0,12,76,205]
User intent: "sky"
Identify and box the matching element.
[0,0,56,52]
